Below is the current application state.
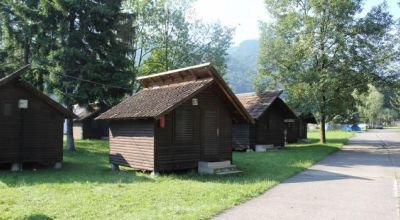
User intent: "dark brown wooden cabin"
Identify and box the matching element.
[73,105,109,139]
[96,63,253,172]
[292,112,317,140]
[0,65,76,166]
[232,91,297,151]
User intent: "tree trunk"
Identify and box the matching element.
[24,36,30,65]
[320,113,326,144]
[66,105,75,151]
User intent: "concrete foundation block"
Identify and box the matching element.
[198,161,231,174]
[111,163,120,171]
[53,162,62,169]
[10,163,22,172]
[151,171,160,177]
[255,145,267,152]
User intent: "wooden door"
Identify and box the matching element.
[201,109,219,161]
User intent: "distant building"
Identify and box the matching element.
[291,112,317,141]
[73,104,109,140]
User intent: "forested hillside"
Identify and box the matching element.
[225,39,259,93]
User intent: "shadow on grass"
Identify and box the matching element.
[22,214,53,220]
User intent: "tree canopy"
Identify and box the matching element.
[124,0,234,78]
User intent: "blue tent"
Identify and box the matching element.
[340,124,362,132]
[351,124,361,132]
[340,125,352,132]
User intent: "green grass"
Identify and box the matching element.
[0,130,353,220]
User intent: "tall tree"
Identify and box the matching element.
[44,0,135,151]
[0,0,62,90]
[391,90,400,112]
[257,0,395,143]
[124,0,233,78]
[1,1,136,151]
[354,84,384,126]
[0,0,38,75]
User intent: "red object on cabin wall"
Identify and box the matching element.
[159,116,165,128]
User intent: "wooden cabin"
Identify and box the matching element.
[232,91,297,151]
[73,105,109,139]
[294,112,317,140]
[0,65,76,170]
[96,63,253,173]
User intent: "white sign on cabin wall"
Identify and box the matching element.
[192,98,198,106]
[18,99,28,109]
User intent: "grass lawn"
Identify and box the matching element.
[0,130,353,220]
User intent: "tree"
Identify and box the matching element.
[0,0,38,75]
[378,108,398,125]
[44,1,135,151]
[257,1,395,143]
[0,0,65,90]
[354,84,384,126]
[1,1,136,151]
[391,89,400,112]
[124,0,233,78]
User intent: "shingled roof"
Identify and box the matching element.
[236,91,284,119]
[97,63,254,123]
[0,65,30,87]
[295,111,317,124]
[73,105,100,122]
[97,78,213,120]
[0,65,76,118]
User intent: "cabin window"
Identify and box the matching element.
[174,108,194,144]
[3,103,13,116]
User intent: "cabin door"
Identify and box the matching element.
[201,109,219,161]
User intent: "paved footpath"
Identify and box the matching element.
[215,129,400,220]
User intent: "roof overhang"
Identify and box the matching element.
[0,65,77,119]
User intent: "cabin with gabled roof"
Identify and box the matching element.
[73,104,109,140]
[291,111,317,141]
[232,91,297,151]
[96,63,253,174]
[0,65,76,170]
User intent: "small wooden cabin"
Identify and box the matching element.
[0,65,76,168]
[294,112,317,140]
[73,105,109,139]
[96,63,253,173]
[232,91,297,151]
[285,112,317,142]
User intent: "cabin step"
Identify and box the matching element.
[216,170,243,175]
[213,165,239,173]
[198,161,242,175]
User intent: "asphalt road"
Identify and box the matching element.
[215,129,400,220]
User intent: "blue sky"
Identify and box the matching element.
[193,0,400,45]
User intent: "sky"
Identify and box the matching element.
[193,0,400,46]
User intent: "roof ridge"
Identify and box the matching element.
[235,92,256,95]
[142,78,213,90]
[137,63,211,80]
[0,64,31,87]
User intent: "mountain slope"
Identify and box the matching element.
[225,39,259,94]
